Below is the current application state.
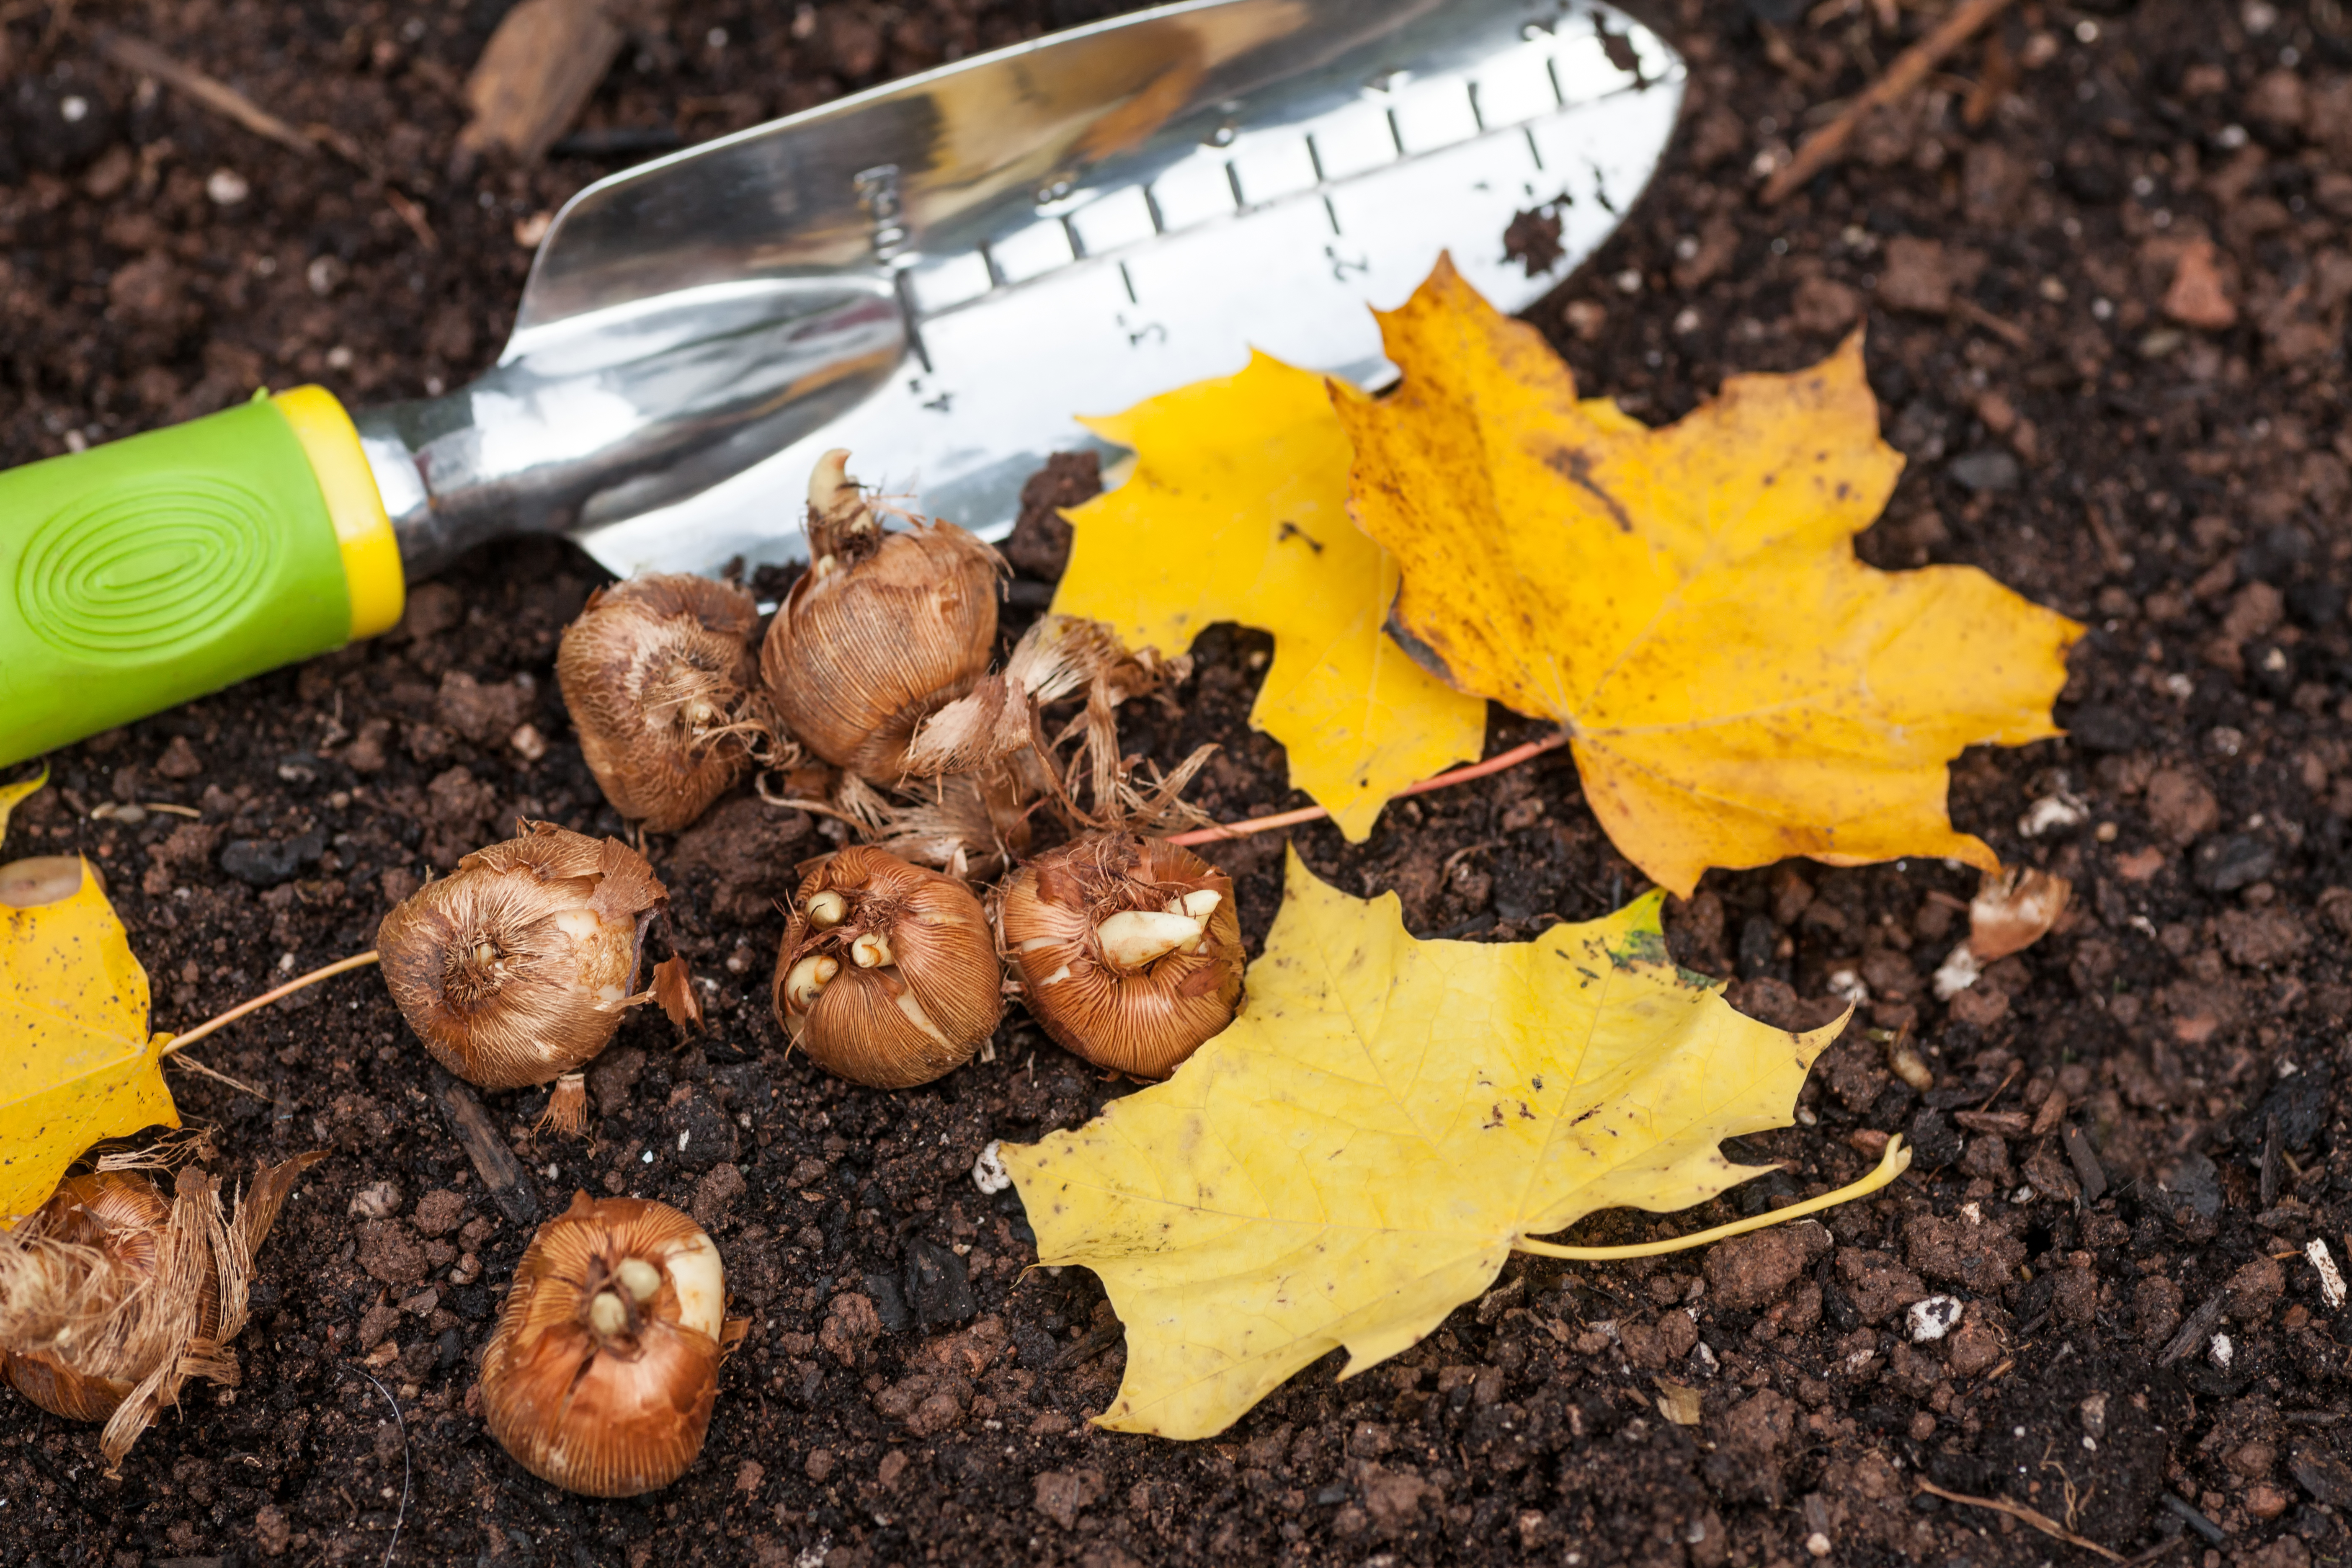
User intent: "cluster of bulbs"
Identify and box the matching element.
[342,449,1247,1495]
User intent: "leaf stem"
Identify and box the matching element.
[1166,732,1570,847]
[158,950,381,1058]
[1513,1136,1911,1261]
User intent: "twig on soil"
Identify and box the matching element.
[1950,296,2032,349]
[1761,0,2019,203]
[430,1068,542,1226]
[335,1361,411,1568]
[1165,732,1570,848]
[2156,1288,2229,1367]
[158,950,381,1059]
[1516,1135,1911,1261]
[2159,1493,2227,1546]
[92,31,319,158]
[1916,1478,2121,1560]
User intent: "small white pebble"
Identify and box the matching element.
[543,1163,557,1179]
[2308,1240,2346,1310]
[2209,1332,2234,1369]
[1805,1532,1832,1559]
[641,1150,655,1164]
[278,952,298,972]
[60,95,89,123]
[206,168,250,206]
[677,1131,690,1152]
[1827,968,1868,1007]
[2018,793,2087,838]
[1907,1295,1963,1343]
[972,1140,1012,1195]
[1932,944,1981,1000]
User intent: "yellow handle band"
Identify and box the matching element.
[272,386,405,640]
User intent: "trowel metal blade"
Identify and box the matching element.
[478,0,1683,578]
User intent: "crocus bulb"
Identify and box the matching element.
[556,574,771,833]
[997,833,1243,1078]
[760,449,1002,781]
[771,846,1002,1088]
[479,1194,738,1496]
[378,823,666,1090]
[0,1153,317,1471]
[0,1173,200,1425]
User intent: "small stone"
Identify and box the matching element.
[2193,833,2277,893]
[1907,1295,1963,1343]
[412,1189,465,1238]
[972,1140,1011,1195]
[1805,1532,1833,1558]
[2066,705,2141,753]
[155,735,203,779]
[1948,450,2020,493]
[1945,1318,2002,1377]
[206,168,250,206]
[903,1237,977,1330]
[2164,237,2237,330]
[2228,1255,2286,1321]
[219,830,325,887]
[348,1179,402,1220]
[2245,1483,2291,1519]
[1034,1467,1106,1529]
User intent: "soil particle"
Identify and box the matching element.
[1902,1211,2027,1295]
[412,1189,466,1238]
[355,1218,427,1289]
[1702,1223,1830,1311]
[1834,1249,1927,1324]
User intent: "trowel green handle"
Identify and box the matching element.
[0,387,404,769]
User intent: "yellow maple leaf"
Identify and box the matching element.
[1054,351,1487,841]
[0,761,48,849]
[1003,846,1863,1440]
[0,859,176,1225]
[1332,259,2084,897]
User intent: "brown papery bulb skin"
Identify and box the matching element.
[1,1173,213,1423]
[998,834,1243,1079]
[378,823,666,1090]
[557,574,769,833]
[771,846,1003,1089]
[760,449,1001,781]
[480,1194,731,1497]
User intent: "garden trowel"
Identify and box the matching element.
[0,0,1682,766]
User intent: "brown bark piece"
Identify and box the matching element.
[457,0,651,165]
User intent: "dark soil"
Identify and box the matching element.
[7,1,2352,1565]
